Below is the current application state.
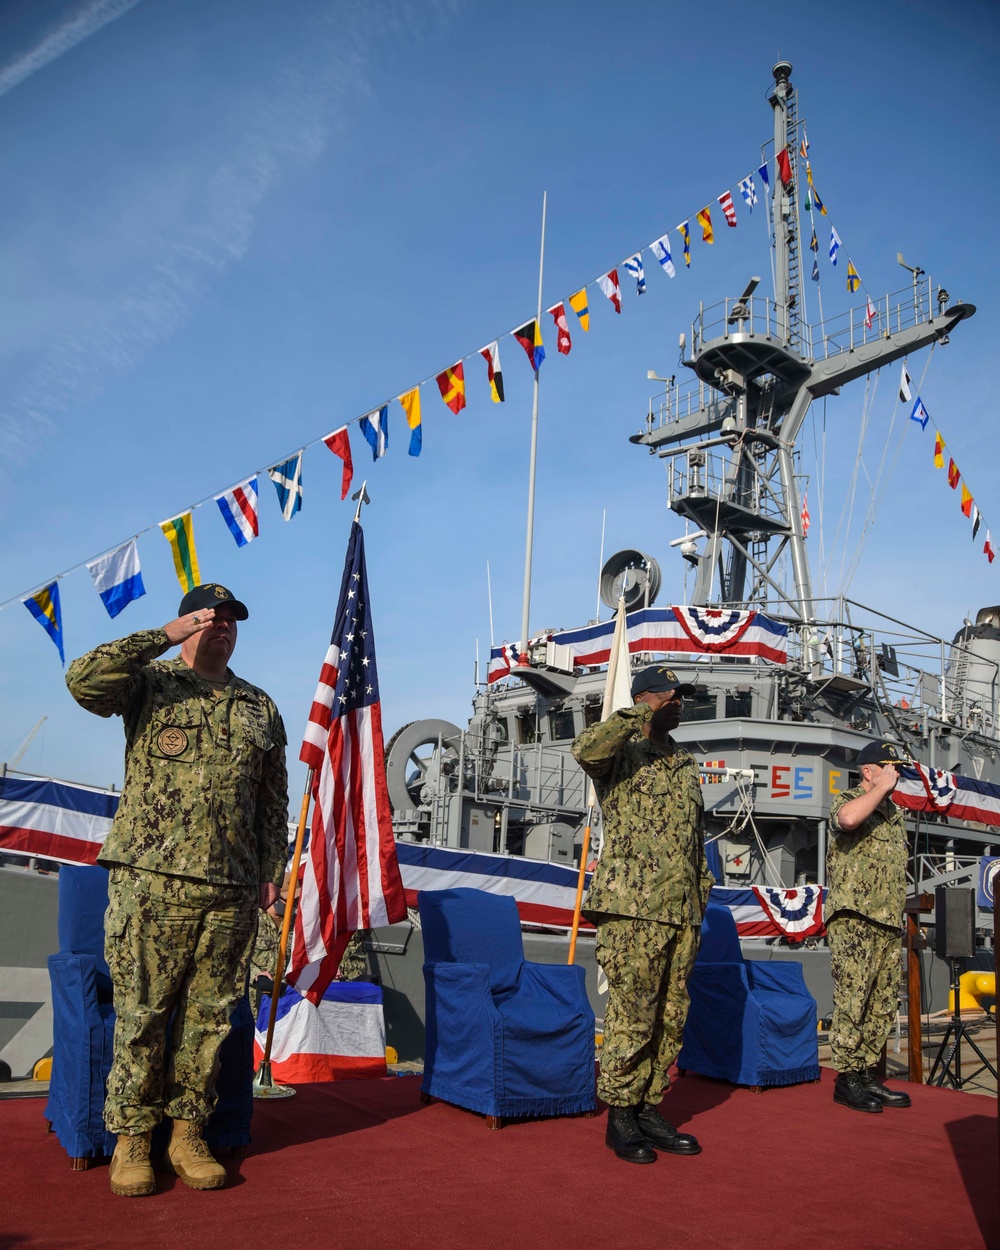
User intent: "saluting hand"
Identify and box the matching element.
[163,609,217,645]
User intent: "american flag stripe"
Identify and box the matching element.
[288,522,406,1004]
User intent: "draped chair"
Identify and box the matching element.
[419,887,596,1127]
[678,903,820,1089]
[45,864,254,1168]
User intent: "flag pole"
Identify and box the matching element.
[519,190,547,659]
[252,767,314,1099]
[568,597,629,964]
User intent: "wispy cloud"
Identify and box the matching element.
[0,0,141,99]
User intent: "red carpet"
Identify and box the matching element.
[2,1070,996,1250]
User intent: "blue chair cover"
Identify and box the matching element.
[45,864,254,1160]
[677,903,820,1088]
[420,887,596,1119]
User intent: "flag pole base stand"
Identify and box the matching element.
[252,1061,296,1100]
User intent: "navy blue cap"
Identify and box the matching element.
[856,739,911,768]
[178,583,249,621]
[630,665,695,699]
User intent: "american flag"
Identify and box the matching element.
[287,521,406,1005]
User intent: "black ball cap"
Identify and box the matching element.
[178,583,249,621]
[856,739,911,768]
[631,665,696,698]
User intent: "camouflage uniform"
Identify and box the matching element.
[572,703,713,1108]
[249,911,284,1019]
[827,784,907,1074]
[336,929,372,982]
[66,628,289,1134]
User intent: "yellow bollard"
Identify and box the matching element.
[948,971,996,1013]
[33,1057,53,1082]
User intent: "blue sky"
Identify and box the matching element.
[1,0,998,793]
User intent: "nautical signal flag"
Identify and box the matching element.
[933,431,945,469]
[160,511,200,593]
[899,363,912,403]
[972,506,982,540]
[597,269,621,313]
[799,130,809,160]
[776,149,792,186]
[847,261,860,293]
[623,253,646,295]
[215,476,259,548]
[399,387,422,457]
[757,161,770,188]
[568,288,590,331]
[719,190,737,227]
[696,206,713,243]
[806,164,826,214]
[360,405,389,459]
[679,221,691,266]
[436,362,466,414]
[986,532,996,564]
[961,483,974,518]
[865,296,877,329]
[910,397,930,430]
[809,228,818,253]
[23,582,64,663]
[323,426,354,499]
[480,341,505,401]
[800,493,811,536]
[740,175,757,211]
[948,459,960,489]
[548,303,572,355]
[86,539,145,619]
[268,452,304,520]
[829,227,842,265]
[513,320,545,371]
[651,234,675,277]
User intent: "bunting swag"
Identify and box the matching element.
[160,511,200,593]
[436,362,466,414]
[215,477,260,547]
[360,405,389,460]
[22,582,65,663]
[86,539,145,618]
[399,387,422,457]
[323,426,354,499]
[487,607,789,681]
[487,641,523,683]
[480,341,505,401]
[893,764,1000,829]
[268,453,304,520]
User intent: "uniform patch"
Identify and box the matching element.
[213,585,229,599]
[157,727,189,756]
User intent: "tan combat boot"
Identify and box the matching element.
[165,1119,227,1190]
[109,1130,156,1197]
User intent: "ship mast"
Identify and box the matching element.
[633,60,975,626]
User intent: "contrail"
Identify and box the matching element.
[0,0,141,99]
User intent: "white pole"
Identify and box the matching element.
[486,561,495,648]
[595,508,607,622]
[520,190,547,658]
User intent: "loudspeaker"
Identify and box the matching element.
[934,887,976,959]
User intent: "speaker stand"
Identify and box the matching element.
[928,959,997,1090]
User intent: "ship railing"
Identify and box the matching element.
[666,447,788,526]
[776,597,1000,736]
[688,275,944,362]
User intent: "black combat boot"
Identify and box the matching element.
[857,1068,912,1108]
[636,1102,702,1154]
[833,1070,883,1113]
[605,1105,657,1164]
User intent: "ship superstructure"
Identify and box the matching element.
[386,62,993,915]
